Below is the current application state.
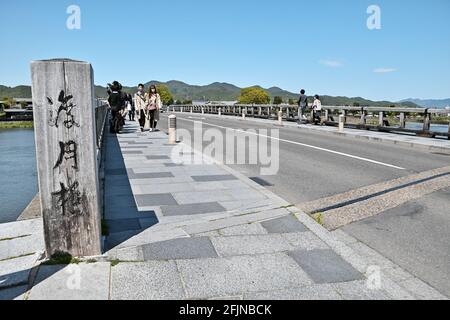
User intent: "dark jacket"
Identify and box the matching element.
[108,91,125,111]
[298,94,308,108]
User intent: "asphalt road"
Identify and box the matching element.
[158,113,450,297]
[159,113,450,204]
[343,187,450,297]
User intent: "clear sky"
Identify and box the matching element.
[0,0,449,101]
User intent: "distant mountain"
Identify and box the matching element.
[1,81,420,108]
[399,98,450,109]
[0,85,31,99]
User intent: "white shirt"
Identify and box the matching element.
[313,99,322,111]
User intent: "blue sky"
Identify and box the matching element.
[0,0,449,101]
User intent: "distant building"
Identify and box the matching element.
[206,101,238,106]
[192,100,208,105]
[13,98,33,110]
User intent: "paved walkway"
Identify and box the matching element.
[0,120,447,300]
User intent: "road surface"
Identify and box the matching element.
[157,113,450,297]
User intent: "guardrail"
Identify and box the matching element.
[167,104,450,139]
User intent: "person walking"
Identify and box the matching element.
[134,84,148,132]
[144,85,162,132]
[312,95,322,125]
[297,89,308,124]
[107,81,126,134]
[126,93,135,121]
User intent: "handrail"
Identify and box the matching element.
[167,104,450,139]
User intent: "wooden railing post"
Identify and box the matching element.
[31,59,102,258]
[378,111,384,127]
[423,110,431,132]
[399,112,406,128]
[448,121,450,140]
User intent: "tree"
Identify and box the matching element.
[2,97,16,108]
[156,85,174,106]
[238,87,270,104]
[273,96,283,105]
[288,98,296,105]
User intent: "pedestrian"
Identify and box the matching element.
[126,94,135,121]
[107,81,126,134]
[312,95,322,125]
[297,89,308,124]
[134,84,148,132]
[144,85,162,132]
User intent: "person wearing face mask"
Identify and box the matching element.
[144,85,162,132]
[134,84,148,132]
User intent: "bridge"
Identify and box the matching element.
[1,59,449,300]
[168,104,450,139]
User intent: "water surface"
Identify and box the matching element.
[0,128,38,223]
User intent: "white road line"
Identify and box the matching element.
[174,116,406,170]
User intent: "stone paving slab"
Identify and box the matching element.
[211,234,292,257]
[282,232,330,251]
[129,171,175,179]
[135,193,178,207]
[191,174,238,182]
[0,233,44,261]
[261,214,309,234]
[218,223,268,236]
[288,249,364,284]
[161,202,226,217]
[182,208,290,235]
[111,261,185,300]
[177,253,313,299]
[245,284,342,300]
[107,226,190,251]
[0,253,38,289]
[172,190,234,205]
[0,218,42,240]
[135,183,197,195]
[104,207,157,220]
[141,237,218,261]
[28,263,111,300]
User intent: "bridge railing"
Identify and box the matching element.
[167,104,450,139]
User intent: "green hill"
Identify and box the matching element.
[1,81,420,108]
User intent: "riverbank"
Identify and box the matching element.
[0,121,34,129]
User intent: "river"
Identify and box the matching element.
[0,128,38,223]
[405,123,448,133]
